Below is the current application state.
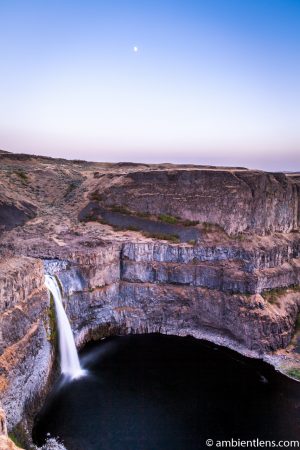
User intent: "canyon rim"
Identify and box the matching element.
[0,150,300,448]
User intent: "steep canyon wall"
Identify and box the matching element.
[0,154,300,447]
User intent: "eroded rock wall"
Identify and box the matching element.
[48,238,300,356]
[0,155,300,447]
[0,258,52,432]
[1,234,300,438]
[96,170,299,235]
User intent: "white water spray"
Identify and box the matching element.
[45,275,85,379]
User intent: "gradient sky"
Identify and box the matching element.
[0,0,299,170]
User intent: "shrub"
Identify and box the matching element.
[295,313,300,331]
[127,225,139,231]
[110,205,132,214]
[261,287,287,305]
[142,231,180,243]
[235,233,246,241]
[181,219,199,227]
[64,181,80,198]
[90,192,103,201]
[291,284,300,293]
[14,169,28,183]
[262,285,300,305]
[136,211,151,218]
[286,367,300,380]
[8,432,23,448]
[158,214,178,224]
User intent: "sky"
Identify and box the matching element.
[0,0,299,170]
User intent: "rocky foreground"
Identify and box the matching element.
[0,150,300,448]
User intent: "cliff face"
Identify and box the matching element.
[44,239,299,356]
[93,169,299,235]
[0,257,52,434]
[0,152,300,447]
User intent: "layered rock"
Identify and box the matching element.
[0,258,53,440]
[0,152,300,449]
[92,169,299,235]
[2,232,299,447]
[43,239,298,356]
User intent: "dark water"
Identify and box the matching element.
[33,334,300,450]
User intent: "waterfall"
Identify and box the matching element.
[45,275,85,379]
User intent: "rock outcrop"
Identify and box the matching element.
[0,152,300,448]
[0,407,22,450]
[91,169,299,235]
[0,257,53,449]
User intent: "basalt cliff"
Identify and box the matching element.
[0,150,300,448]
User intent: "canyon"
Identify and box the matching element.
[0,150,300,449]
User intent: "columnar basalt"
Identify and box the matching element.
[44,239,300,356]
[0,257,53,450]
[0,152,300,448]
